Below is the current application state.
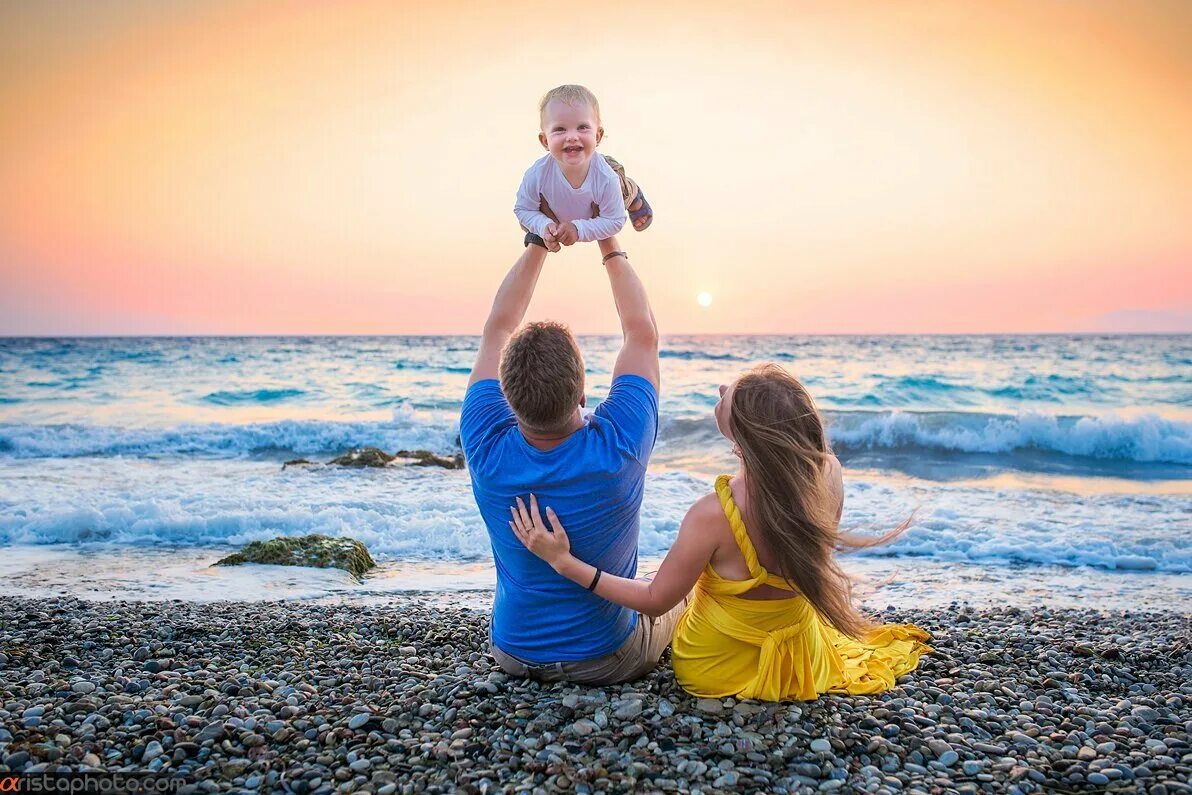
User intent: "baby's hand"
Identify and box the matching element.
[542,223,562,253]
[556,221,579,247]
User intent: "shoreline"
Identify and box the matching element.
[2,544,1189,612]
[1,597,1189,793]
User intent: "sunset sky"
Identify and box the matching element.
[1,1,1190,335]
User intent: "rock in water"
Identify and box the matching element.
[393,449,465,470]
[213,534,376,579]
[327,447,395,467]
[322,447,463,469]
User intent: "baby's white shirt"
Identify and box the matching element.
[514,153,627,242]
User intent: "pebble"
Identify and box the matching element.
[4,751,31,770]
[613,699,643,720]
[141,741,163,762]
[712,771,739,788]
[570,719,599,736]
[0,597,1186,795]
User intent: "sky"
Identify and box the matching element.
[1,0,1190,335]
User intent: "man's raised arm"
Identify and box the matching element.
[598,236,659,391]
[468,245,548,387]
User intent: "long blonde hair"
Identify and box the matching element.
[729,364,909,637]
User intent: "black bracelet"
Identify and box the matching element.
[586,568,602,591]
[602,250,627,263]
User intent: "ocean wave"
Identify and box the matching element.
[0,409,458,460]
[201,388,307,405]
[830,373,1117,406]
[986,374,1106,401]
[659,410,1192,465]
[394,361,471,374]
[828,410,1192,464]
[659,349,746,361]
[3,407,1190,467]
[1,465,1186,574]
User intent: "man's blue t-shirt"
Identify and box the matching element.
[460,374,658,663]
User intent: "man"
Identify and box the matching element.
[460,235,682,684]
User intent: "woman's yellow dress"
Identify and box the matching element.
[671,475,932,701]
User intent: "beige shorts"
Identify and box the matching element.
[490,592,691,686]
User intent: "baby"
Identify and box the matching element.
[515,84,653,252]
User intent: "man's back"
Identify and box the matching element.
[461,374,657,663]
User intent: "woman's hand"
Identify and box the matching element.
[509,493,571,568]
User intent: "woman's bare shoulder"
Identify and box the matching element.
[681,491,732,536]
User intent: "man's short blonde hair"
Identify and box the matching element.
[539,84,601,127]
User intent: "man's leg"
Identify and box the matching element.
[626,594,692,680]
[558,582,693,686]
[488,624,567,682]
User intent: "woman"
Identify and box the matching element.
[508,363,931,701]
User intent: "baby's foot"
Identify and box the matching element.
[603,155,653,231]
[627,192,651,231]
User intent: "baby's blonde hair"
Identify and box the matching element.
[539,84,601,127]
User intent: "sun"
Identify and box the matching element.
[697,292,713,308]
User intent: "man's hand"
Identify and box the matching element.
[538,196,563,252]
[556,221,580,246]
[538,194,560,223]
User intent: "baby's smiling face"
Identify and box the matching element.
[539,99,603,170]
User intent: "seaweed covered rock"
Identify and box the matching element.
[326,447,394,467]
[213,534,376,579]
[394,449,464,469]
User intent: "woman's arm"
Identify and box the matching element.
[510,494,720,618]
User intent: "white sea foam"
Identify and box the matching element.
[828,410,1192,464]
[0,405,457,460]
[2,458,1187,573]
[4,408,1189,467]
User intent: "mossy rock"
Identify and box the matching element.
[213,534,376,579]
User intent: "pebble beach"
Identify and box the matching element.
[2,597,1189,794]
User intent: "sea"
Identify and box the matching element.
[1,335,1189,611]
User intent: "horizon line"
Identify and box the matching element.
[2,330,1190,340]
